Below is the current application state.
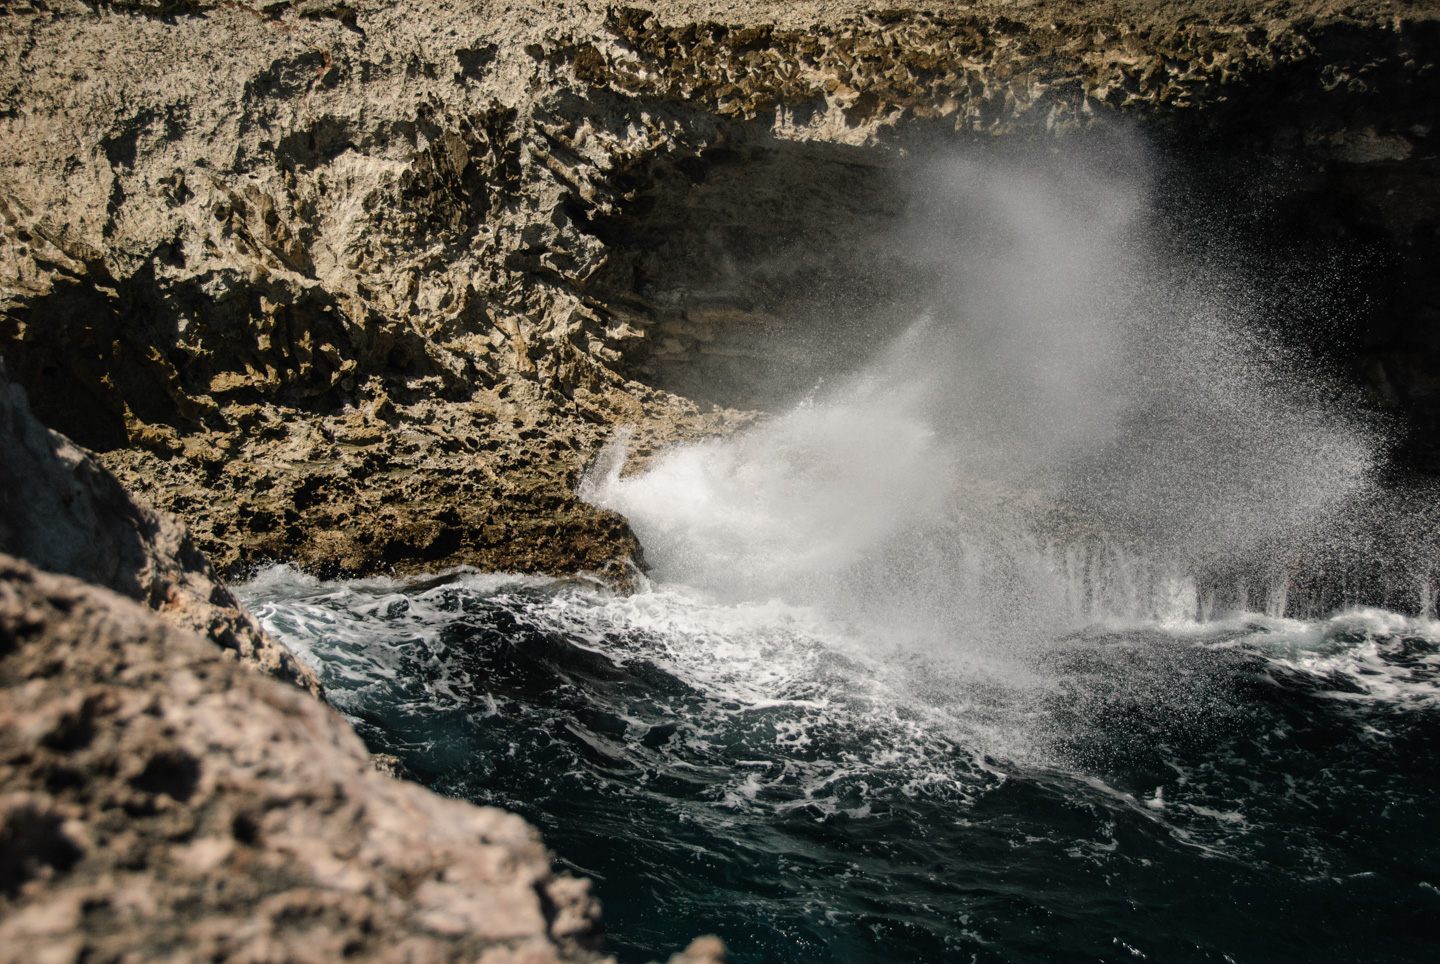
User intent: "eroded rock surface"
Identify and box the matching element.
[1,0,1438,575]
[0,554,610,964]
[0,362,320,694]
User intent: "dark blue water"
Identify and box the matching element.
[242,568,1440,964]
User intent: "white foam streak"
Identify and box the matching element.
[1230,607,1440,707]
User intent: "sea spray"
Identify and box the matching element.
[583,145,1386,638]
[243,563,1440,964]
[243,142,1440,964]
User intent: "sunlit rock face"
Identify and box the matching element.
[1,0,1438,578]
[0,554,610,964]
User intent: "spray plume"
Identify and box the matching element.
[584,140,1403,651]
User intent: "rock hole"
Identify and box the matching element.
[0,803,84,897]
[130,747,201,803]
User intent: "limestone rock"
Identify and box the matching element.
[0,553,609,964]
[0,0,1437,577]
[0,362,322,694]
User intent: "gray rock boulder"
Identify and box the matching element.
[0,362,321,696]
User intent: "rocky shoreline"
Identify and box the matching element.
[3,0,1439,958]
[1,363,622,963]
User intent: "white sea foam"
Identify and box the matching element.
[1221,607,1440,707]
[238,143,1440,902]
[239,553,1440,890]
[233,140,1440,960]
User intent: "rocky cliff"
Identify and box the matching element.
[0,357,632,961]
[2,0,1437,579]
[1,1,1435,959]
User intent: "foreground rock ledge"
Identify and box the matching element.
[0,553,612,964]
[0,363,720,961]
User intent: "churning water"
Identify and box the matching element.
[241,146,1440,962]
[242,570,1440,962]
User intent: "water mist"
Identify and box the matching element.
[246,140,1440,964]
[582,141,1391,647]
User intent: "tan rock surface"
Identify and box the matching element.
[0,361,321,694]
[1,0,1437,576]
[0,552,610,963]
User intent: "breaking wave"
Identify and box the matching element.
[243,142,1440,962]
